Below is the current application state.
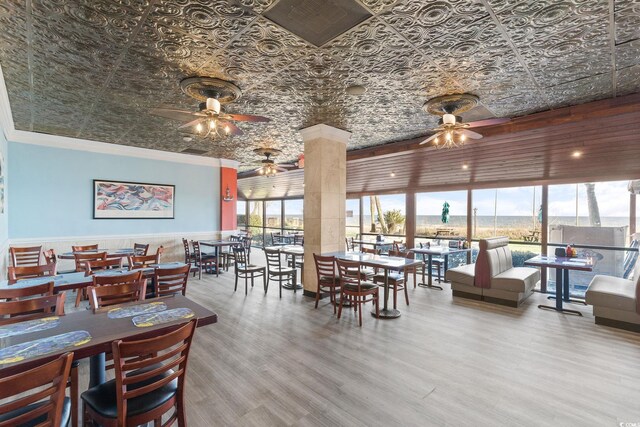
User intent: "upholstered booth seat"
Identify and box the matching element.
[586,269,640,332]
[446,264,481,299]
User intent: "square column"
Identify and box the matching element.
[301,124,350,295]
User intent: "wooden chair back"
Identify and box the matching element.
[264,248,283,270]
[72,244,98,252]
[232,246,249,266]
[154,264,190,297]
[392,241,406,252]
[314,254,336,283]
[271,233,283,245]
[336,259,365,292]
[182,238,191,263]
[111,320,196,426]
[85,257,123,274]
[0,281,54,301]
[345,237,355,251]
[88,281,146,309]
[8,262,57,284]
[388,250,405,258]
[74,252,108,272]
[293,235,304,246]
[92,270,143,287]
[133,243,150,256]
[0,292,65,325]
[43,249,57,264]
[9,245,42,267]
[128,247,164,270]
[0,352,73,427]
[362,247,380,255]
[191,241,207,263]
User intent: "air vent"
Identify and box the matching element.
[180,148,210,155]
[264,0,372,47]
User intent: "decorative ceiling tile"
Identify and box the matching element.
[616,64,640,96]
[230,0,277,15]
[616,40,640,70]
[615,0,640,44]
[545,73,613,108]
[356,0,400,14]
[380,0,489,49]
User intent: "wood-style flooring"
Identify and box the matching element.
[72,252,640,426]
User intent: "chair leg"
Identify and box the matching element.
[74,289,83,308]
[315,284,321,308]
[234,273,238,292]
[177,388,187,427]
[293,271,297,293]
[245,276,248,295]
[375,292,380,318]
[404,282,409,306]
[279,277,282,299]
[337,291,344,319]
[70,362,78,427]
[358,299,363,326]
[263,274,268,294]
[393,282,398,310]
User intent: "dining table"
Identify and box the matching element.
[524,255,594,316]
[57,248,137,260]
[323,251,422,319]
[352,239,394,253]
[199,240,242,276]
[0,262,188,294]
[0,294,217,388]
[264,245,304,290]
[410,246,472,290]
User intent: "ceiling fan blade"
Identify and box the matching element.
[178,118,206,130]
[466,117,510,128]
[458,129,483,140]
[219,121,244,136]
[150,108,204,122]
[225,113,271,123]
[278,164,296,169]
[419,132,441,145]
[275,167,289,172]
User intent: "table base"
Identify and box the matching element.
[417,282,444,291]
[282,283,303,290]
[546,295,587,305]
[372,308,401,319]
[538,304,583,316]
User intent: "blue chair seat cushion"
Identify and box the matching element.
[81,366,177,419]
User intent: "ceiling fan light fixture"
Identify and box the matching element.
[443,113,456,125]
[206,97,221,114]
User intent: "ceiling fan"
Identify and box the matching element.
[419,94,510,148]
[150,77,270,139]
[249,148,296,177]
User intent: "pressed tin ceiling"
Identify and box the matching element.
[0,0,639,170]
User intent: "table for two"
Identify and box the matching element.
[199,240,243,276]
[58,248,136,260]
[524,255,594,316]
[410,246,471,290]
[323,251,422,319]
[264,245,304,290]
[352,239,394,252]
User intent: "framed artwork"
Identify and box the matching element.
[93,180,175,219]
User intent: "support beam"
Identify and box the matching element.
[541,185,549,293]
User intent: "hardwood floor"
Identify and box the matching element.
[72,253,640,426]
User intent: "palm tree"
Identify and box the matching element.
[584,183,601,226]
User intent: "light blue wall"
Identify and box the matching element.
[8,142,219,239]
[0,129,7,245]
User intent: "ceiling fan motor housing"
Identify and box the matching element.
[442,114,457,125]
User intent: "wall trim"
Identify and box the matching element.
[10,231,222,245]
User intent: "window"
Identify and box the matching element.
[237,200,247,227]
[346,199,360,238]
[248,201,264,247]
[264,201,281,229]
[548,181,631,297]
[284,199,303,231]
[362,194,406,237]
[415,191,467,239]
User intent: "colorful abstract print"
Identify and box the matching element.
[95,181,174,218]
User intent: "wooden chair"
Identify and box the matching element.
[419,242,444,283]
[313,254,340,313]
[0,352,74,427]
[154,264,191,297]
[0,292,65,325]
[404,250,423,289]
[87,281,146,309]
[128,246,163,270]
[392,240,406,253]
[191,240,217,279]
[133,243,150,256]
[271,232,285,246]
[345,237,356,252]
[43,248,57,264]
[374,250,409,308]
[360,247,379,278]
[232,246,266,295]
[74,251,107,272]
[336,259,379,326]
[93,270,143,287]
[220,236,240,271]
[264,248,296,298]
[72,244,99,252]
[8,262,57,284]
[10,245,42,267]
[85,257,124,274]
[0,281,54,301]
[81,319,197,427]
[293,234,304,246]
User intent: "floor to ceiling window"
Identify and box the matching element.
[248,200,264,247]
[237,200,247,229]
[284,199,303,232]
[346,198,360,239]
[362,194,406,240]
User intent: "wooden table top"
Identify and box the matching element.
[264,245,304,255]
[322,251,422,271]
[199,240,242,247]
[524,255,595,271]
[0,294,217,378]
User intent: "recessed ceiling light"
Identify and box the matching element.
[462,163,468,170]
[572,151,582,158]
[182,136,192,142]
[390,171,396,177]
[346,85,367,96]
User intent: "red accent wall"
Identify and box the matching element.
[220,167,237,231]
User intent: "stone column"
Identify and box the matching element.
[301,124,349,296]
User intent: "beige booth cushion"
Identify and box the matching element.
[445,264,476,286]
[585,275,637,312]
[491,267,540,292]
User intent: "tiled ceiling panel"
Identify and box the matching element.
[0,0,638,170]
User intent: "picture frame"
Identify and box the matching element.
[93,179,175,219]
